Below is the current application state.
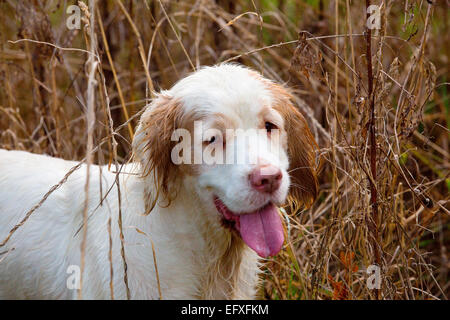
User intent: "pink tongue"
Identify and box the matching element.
[239,203,284,258]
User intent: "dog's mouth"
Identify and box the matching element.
[214,197,284,258]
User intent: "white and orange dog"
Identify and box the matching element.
[0,64,318,299]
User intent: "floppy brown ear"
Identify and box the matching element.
[270,84,319,208]
[132,94,184,206]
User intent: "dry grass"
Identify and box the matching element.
[0,0,448,300]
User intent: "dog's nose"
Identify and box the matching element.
[249,165,282,193]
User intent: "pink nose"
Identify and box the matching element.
[249,165,282,193]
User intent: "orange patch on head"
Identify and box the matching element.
[134,95,192,205]
[266,82,319,208]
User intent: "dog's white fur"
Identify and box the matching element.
[0,64,317,299]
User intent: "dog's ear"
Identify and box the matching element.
[270,84,319,208]
[133,94,184,206]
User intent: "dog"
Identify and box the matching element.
[0,64,318,299]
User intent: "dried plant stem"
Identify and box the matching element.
[96,7,134,139]
[115,0,155,99]
[365,0,381,300]
[116,182,131,299]
[79,0,98,300]
[335,0,339,114]
[157,0,195,71]
[97,50,131,300]
[0,162,83,248]
[107,217,115,300]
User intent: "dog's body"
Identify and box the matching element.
[0,64,317,299]
[0,149,258,299]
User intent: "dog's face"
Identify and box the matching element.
[133,64,318,258]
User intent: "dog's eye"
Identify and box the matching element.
[265,121,277,133]
[207,136,216,144]
[203,134,225,146]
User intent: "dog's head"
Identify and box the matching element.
[133,64,318,258]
